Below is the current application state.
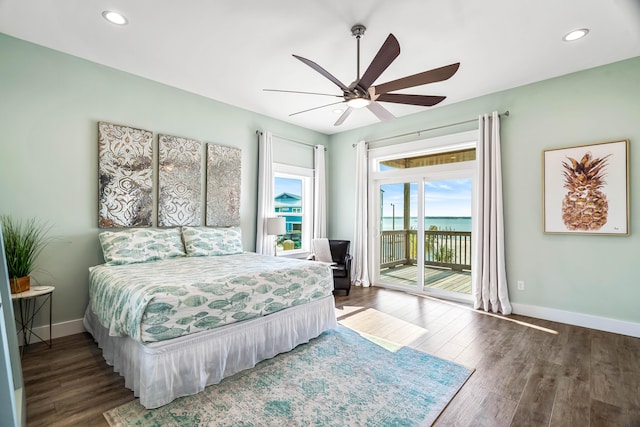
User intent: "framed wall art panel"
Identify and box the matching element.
[98,122,153,228]
[158,134,202,227]
[206,144,241,227]
[543,139,629,235]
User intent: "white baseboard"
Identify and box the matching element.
[18,305,640,344]
[511,302,640,338]
[17,318,85,346]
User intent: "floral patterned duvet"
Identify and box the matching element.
[89,252,334,343]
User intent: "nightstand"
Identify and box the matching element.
[11,285,55,356]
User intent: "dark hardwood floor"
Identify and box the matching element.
[21,286,640,426]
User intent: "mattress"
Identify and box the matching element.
[89,252,333,343]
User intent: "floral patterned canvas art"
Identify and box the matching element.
[158,134,202,227]
[98,122,153,228]
[206,144,241,226]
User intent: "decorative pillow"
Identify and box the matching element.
[99,228,186,265]
[181,226,243,256]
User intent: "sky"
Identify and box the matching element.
[275,176,472,217]
[275,177,302,197]
[380,179,472,217]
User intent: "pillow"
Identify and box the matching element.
[99,228,186,265]
[311,238,333,263]
[181,226,243,256]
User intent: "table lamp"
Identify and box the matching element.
[266,217,286,255]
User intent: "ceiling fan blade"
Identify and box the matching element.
[373,63,460,94]
[334,107,353,126]
[263,89,343,98]
[293,54,350,92]
[289,100,346,117]
[356,34,400,91]
[376,93,446,107]
[367,102,395,122]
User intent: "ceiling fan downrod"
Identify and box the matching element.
[351,24,366,81]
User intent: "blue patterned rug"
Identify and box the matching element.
[104,326,473,426]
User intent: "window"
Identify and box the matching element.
[273,163,313,255]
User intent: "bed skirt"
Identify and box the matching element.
[84,295,338,408]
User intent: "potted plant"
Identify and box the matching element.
[0,215,51,294]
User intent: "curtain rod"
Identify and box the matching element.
[352,110,510,147]
[256,130,324,150]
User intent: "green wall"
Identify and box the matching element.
[327,56,640,325]
[1,30,639,331]
[0,33,328,324]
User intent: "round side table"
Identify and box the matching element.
[11,285,55,356]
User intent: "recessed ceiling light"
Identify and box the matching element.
[563,28,589,42]
[332,108,344,115]
[102,11,128,25]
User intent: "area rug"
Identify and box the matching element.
[104,326,473,426]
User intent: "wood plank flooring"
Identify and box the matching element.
[21,286,640,426]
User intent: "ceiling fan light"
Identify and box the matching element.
[563,28,589,42]
[346,98,371,109]
[102,11,128,25]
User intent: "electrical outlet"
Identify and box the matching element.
[517,280,525,291]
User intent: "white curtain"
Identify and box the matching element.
[256,131,275,255]
[352,140,370,287]
[472,112,512,314]
[313,145,327,238]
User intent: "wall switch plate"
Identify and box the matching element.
[517,280,525,291]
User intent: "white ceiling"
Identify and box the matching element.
[1,0,639,135]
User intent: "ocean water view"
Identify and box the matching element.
[381,216,471,232]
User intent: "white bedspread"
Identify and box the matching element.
[89,252,333,343]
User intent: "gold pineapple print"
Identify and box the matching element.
[561,152,611,230]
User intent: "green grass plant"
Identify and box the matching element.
[0,215,51,279]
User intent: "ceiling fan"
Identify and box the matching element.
[265,24,460,126]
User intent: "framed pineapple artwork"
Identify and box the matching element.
[543,139,629,235]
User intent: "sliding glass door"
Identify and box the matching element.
[378,181,420,288]
[422,178,473,295]
[374,174,472,296]
[368,131,477,302]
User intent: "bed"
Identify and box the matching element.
[83,227,337,408]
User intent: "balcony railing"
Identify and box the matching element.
[380,229,472,271]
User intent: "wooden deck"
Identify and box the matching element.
[379,264,471,294]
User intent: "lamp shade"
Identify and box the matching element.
[266,217,286,236]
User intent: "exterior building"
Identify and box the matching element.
[274,192,302,249]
